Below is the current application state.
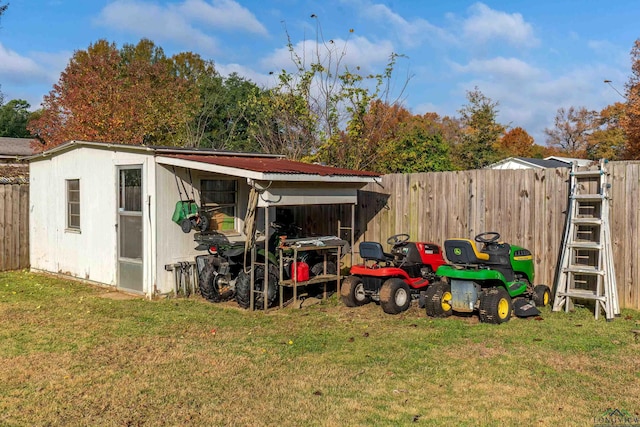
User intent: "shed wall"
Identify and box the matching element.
[29,148,155,291]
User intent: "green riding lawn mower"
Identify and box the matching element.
[425,232,551,324]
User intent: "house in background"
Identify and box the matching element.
[0,137,38,183]
[487,156,592,170]
[26,141,379,298]
[0,137,38,163]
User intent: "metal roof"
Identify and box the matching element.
[162,154,381,178]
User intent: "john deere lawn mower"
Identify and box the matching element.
[341,234,447,314]
[424,232,550,324]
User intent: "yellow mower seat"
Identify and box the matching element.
[444,239,490,265]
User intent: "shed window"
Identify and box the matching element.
[201,179,236,231]
[66,179,80,230]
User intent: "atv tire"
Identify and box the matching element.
[310,261,337,277]
[379,278,411,314]
[424,281,453,318]
[235,264,279,310]
[479,287,512,324]
[533,284,551,307]
[341,276,370,307]
[199,262,220,302]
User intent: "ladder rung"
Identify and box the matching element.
[558,289,606,301]
[571,217,603,225]
[564,266,605,275]
[568,242,602,249]
[571,170,603,177]
[573,194,604,201]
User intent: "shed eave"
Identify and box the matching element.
[156,156,379,184]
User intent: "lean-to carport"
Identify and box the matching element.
[156,152,380,309]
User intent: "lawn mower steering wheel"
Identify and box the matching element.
[387,233,410,245]
[475,232,501,244]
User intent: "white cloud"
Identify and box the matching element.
[260,35,395,75]
[96,0,219,55]
[179,0,268,36]
[354,1,454,48]
[451,57,541,81]
[0,43,51,84]
[461,3,539,48]
[95,0,268,56]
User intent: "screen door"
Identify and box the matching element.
[117,166,143,292]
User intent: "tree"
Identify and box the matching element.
[497,127,535,157]
[587,102,627,160]
[28,39,200,149]
[380,114,453,173]
[247,17,408,164]
[544,106,596,157]
[623,39,640,159]
[0,2,7,21]
[454,88,504,170]
[0,99,32,137]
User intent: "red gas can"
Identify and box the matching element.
[291,261,310,282]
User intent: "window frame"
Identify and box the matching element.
[66,179,81,231]
[200,178,237,232]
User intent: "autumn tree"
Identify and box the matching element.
[453,88,504,170]
[587,102,626,160]
[28,39,200,149]
[497,127,534,157]
[544,106,596,157]
[622,39,640,159]
[0,99,32,137]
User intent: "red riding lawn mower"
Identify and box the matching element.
[341,234,447,314]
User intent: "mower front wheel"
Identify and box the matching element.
[379,278,411,314]
[424,281,453,318]
[533,284,551,307]
[341,276,370,307]
[479,287,513,324]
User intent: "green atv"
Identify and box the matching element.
[425,232,550,324]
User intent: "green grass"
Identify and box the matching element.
[1,270,640,426]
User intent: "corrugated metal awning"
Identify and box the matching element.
[156,153,380,184]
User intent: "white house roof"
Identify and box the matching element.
[487,156,593,170]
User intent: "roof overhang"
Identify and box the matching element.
[155,155,380,184]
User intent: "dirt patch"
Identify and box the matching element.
[96,291,142,300]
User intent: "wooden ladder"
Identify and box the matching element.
[552,159,619,320]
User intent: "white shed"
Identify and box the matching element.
[27,141,379,298]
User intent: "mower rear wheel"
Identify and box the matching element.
[479,287,512,324]
[379,278,411,314]
[341,276,369,307]
[533,284,551,307]
[424,281,453,318]
[235,264,279,310]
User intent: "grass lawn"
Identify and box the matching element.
[1,271,639,426]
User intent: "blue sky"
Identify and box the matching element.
[0,0,636,144]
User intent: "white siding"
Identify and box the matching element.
[29,147,154,293]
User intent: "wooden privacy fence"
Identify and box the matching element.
[0,182,29,271]
[346,161,640,310]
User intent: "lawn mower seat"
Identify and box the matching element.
[444,239,490,265]
[359,242,394,264]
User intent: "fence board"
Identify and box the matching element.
[0,183,30,271]
[0,185,5,271]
